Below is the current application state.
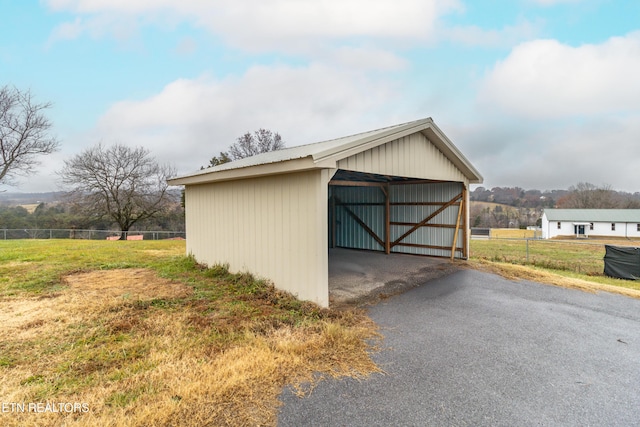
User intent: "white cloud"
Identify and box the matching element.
[92,64,407,176]
[451,114,640,192]
[47,17,84,42]
[45,0,462,52]
[319,46,408,71]
[46,14,140,46]
[478,32,640,119]
[443,20,540,48]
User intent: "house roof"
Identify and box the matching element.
[168,117,483,186]
[543,209,640,223]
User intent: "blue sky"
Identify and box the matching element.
[2,0,639,193]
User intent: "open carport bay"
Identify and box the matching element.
[280,269,640,426]
[328,248,460,305]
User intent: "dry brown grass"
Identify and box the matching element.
[19,203,40,214]
[489,228,538,239]
[469,259,640,299]
[1,266,380,427]
[470,237,640,292]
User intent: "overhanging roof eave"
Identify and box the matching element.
[168,156,320,186]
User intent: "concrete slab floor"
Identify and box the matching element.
[328,248,461,306]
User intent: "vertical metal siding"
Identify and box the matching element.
[329,181,465,258]
[336,132,468,183]
[331,186,385,251]
[390,182,464,257]
[185,170,329,307]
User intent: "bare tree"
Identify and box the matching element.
[60,143,176,239]
[202,151,231,169]
[228,129,285,160]
[0,85,59,185]
[558,182,618,209]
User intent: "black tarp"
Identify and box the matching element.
[604,245,640,280]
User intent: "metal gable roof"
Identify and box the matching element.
[543,209,640,223]
[168,117,483,185]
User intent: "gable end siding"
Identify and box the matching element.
[336,132,468,183]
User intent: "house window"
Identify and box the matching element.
[590,223,594,230]
[611,223,616,231]
[557,222,561,229]
[637,224,640,232]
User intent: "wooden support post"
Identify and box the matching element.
[451,189,464,261]
[462,186,468,259]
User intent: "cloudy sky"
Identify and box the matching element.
[2,0,639,193]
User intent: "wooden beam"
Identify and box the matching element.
[451,190,464,261]
[390,192,463,248]
[334,196,385,249]
[390,202,461,207]
[395,242,463,252]
[388,179,451,186]
[329,180,386,187]
[390,222,457,229]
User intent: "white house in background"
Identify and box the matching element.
[541,209,640,239]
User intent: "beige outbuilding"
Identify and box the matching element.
[168,118,483,307]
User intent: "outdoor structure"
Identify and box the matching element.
[168,118,483,307]
[541,209,640,239]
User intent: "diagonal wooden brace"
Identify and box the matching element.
[390,192,463,249]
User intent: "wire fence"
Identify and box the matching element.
[471,227,542,239]
[0,229,185,241]
[470,236,640,276]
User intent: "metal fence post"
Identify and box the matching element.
[526,238,529,263]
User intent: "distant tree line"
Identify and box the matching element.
[555,183,640,209]
[471,183,640,209]
[470,183,640,229]
[0,198,185,233]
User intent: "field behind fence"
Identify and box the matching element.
[0,229,185,240]
[470,236,640,276]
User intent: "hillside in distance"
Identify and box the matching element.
[0,191,66,205]
[471,186,640,209]
[470,185,640,228]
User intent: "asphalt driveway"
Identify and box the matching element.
[278,269,640,426]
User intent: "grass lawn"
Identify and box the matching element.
[470,238,640,295]
[4,237,640,426]
[0,240,379,427]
